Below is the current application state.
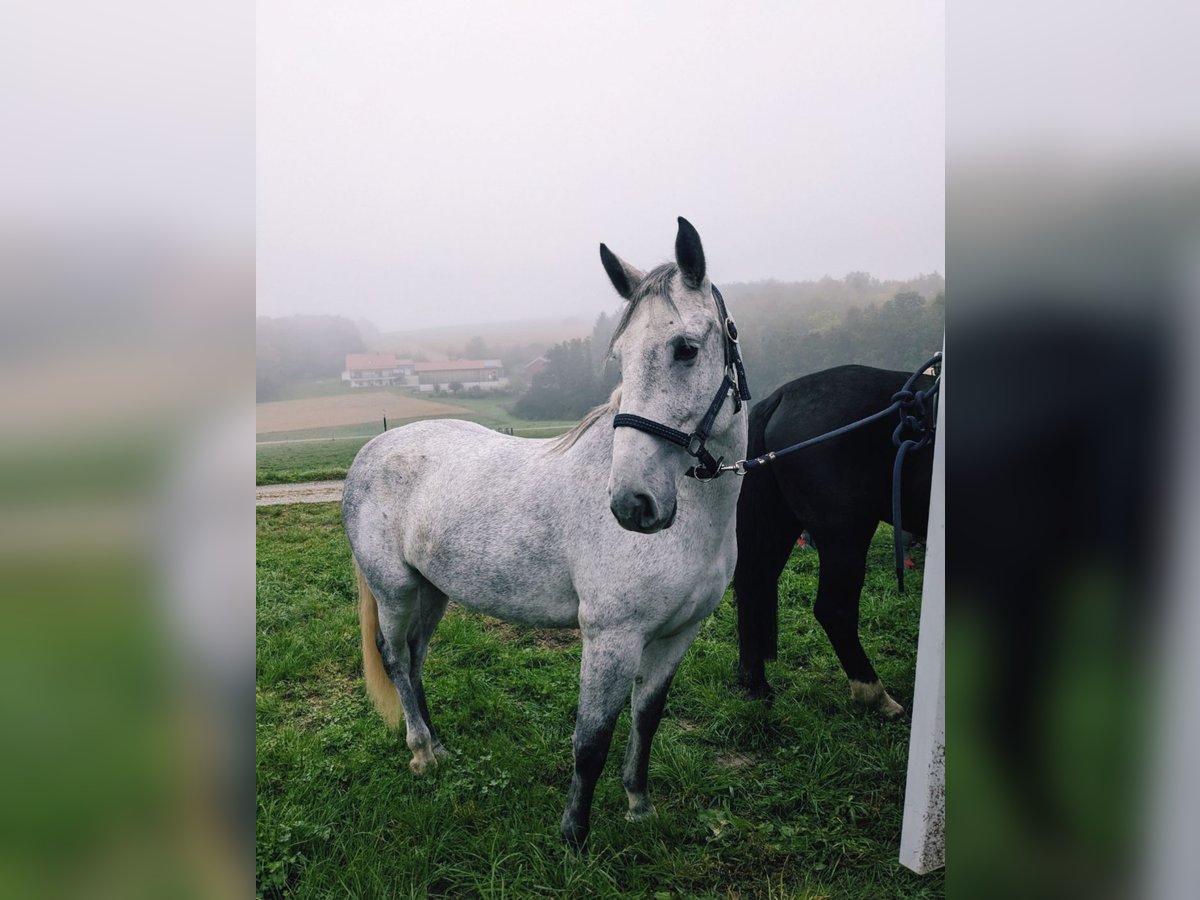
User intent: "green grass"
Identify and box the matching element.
[258,424,387,442]
[256,438,375,485]
[268,377,363,401]
[256,505,941,898]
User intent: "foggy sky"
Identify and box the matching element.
[257,1,944,332]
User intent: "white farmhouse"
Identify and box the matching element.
[342,353,416,388]
[414,359,507,392]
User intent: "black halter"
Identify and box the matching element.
[612,285,752,480]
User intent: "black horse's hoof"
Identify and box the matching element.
[560,819,589,853]
[740,680,774,702]
[735,663,774,701]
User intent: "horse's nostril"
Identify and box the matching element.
[610,489,668,532]
[633,492,658,527]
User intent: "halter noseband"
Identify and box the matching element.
[612,285,751,480]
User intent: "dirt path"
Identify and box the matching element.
[256,480,344,506]
[256,435,376,446]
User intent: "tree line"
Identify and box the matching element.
[512,337,619,420]
[255,273,944,413]
[514,273,944,419]
[731,281,945,396]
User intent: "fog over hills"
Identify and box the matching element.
[258,2,944,332]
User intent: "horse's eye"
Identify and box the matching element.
[673,342,699,362]
[674,343,699,361]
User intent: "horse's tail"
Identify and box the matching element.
[734,389,789,666]
[356,560,401,728]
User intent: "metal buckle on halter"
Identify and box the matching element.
[685,432,705,457]
[727,366,740,393]
[692,456,724,482]
[724,316,740,343]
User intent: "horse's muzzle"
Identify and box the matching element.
[610,490,677,533]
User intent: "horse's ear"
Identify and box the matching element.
[599,244,644,300]
[675,217,706,289]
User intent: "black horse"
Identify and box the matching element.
[733,363,937,717]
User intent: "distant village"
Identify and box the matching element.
[342,352,514,392]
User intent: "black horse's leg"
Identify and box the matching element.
[560,633,639,851]
[734,472,802,699]
[810,522,905,719]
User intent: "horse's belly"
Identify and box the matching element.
[454,588,579,629]
[407,523,578,628]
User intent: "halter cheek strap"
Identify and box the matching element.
[612,285,751,481]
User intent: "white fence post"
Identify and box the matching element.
[899,344,946,873]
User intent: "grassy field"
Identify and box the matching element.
[256,438,376,485]
[270,377,369,401]
[256,504,941,898]
[257,390,578,485]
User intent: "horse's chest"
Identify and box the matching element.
[619,555,731,636]
[659,587,724,635]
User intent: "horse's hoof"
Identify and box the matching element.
[850,679,905,719]
[625,802,657,823]
[560,819,589,852]
[878,695,906,720]
[409,749,437,776]
[735,664,774,701]
[432,742,450,760]
[737,678,774,702]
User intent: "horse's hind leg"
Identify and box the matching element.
[375,572,445,775]
[407,580,449,759]
[810,522,905,719]
[621,623,700,822]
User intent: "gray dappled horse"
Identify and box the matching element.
[343,218,748,849]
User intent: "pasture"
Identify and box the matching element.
[256,392,471,435]
[257,390,579,484]
[256,503,941,898]
[257,438,374,485]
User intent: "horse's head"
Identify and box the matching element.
[601,217,742,533]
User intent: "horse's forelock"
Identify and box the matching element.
[553,264,687,454]
[608,263,681,353]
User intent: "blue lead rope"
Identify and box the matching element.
[736,351,942,593]
[888,356,941,592]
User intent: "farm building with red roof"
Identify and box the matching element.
[343,354,507,392]
[414,359,507,392]
[342,353,416,388]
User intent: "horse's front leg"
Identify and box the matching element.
[621,622,700,822]
[560,632,640,851]
[812,523,905,719]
